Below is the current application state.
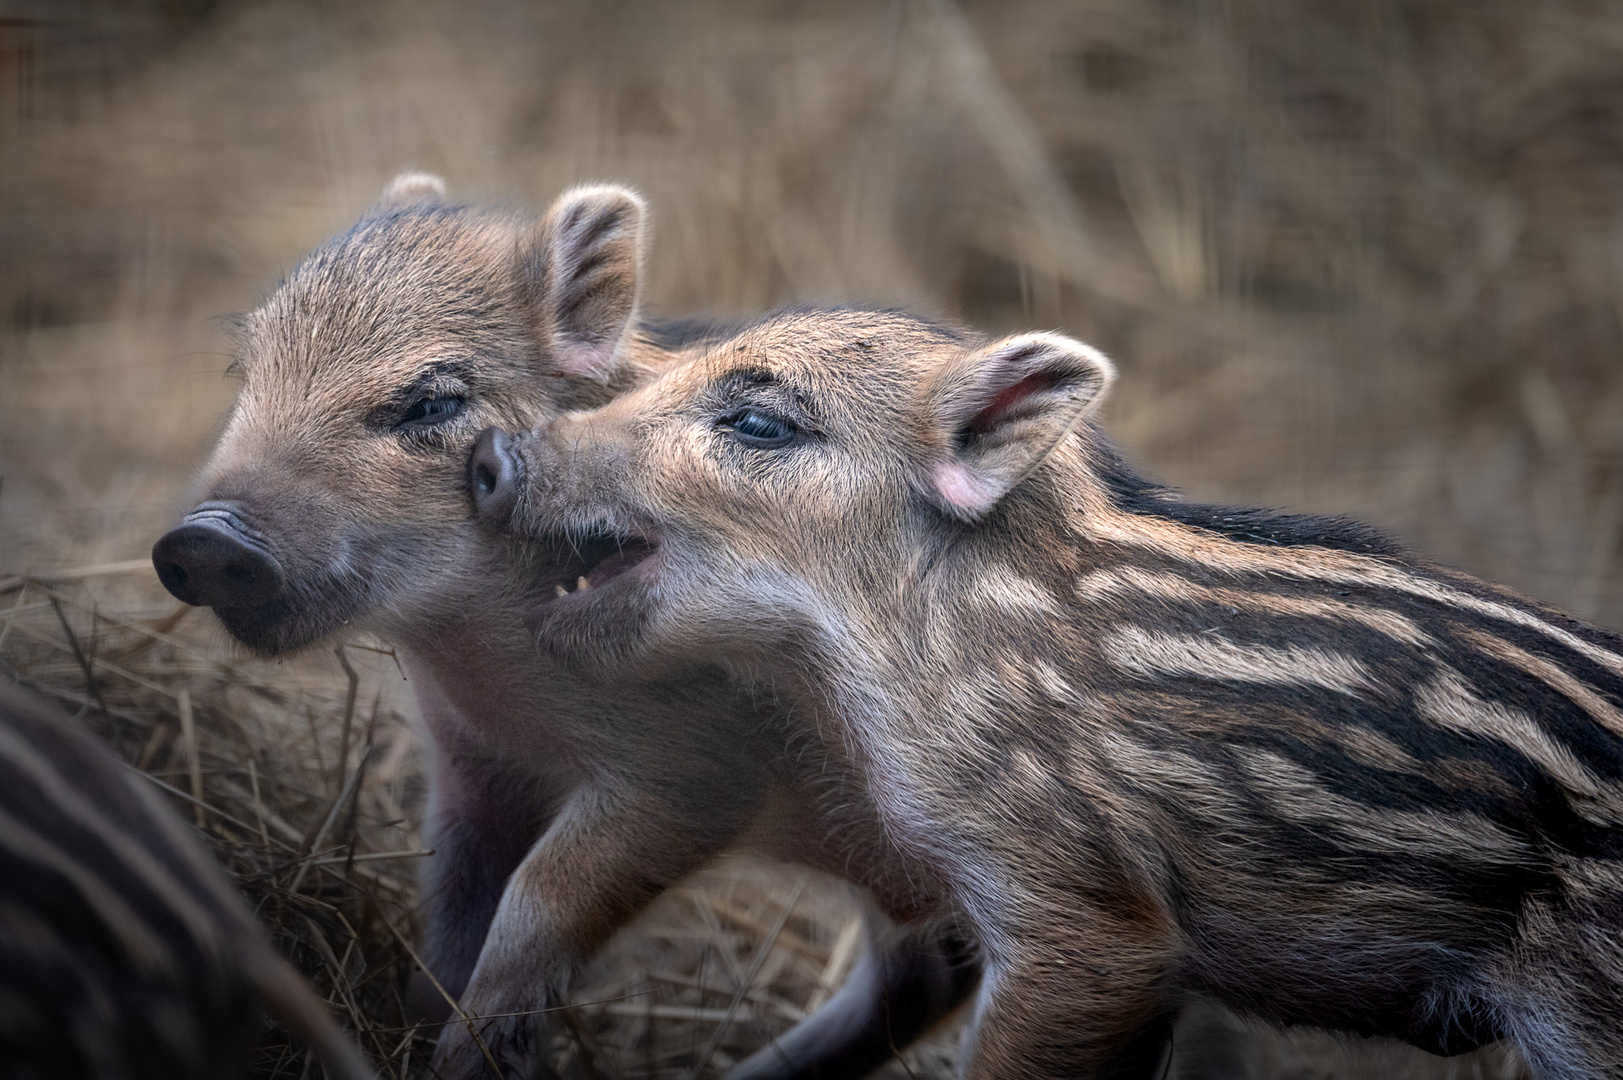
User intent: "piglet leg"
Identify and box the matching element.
[430,780,759,1080]
[408,742,561,1023]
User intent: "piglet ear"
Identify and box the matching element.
[923,332,1115,520]
[527,184,646,382]
[374,171,448,208]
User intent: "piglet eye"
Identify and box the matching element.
[399,396,465,429]
[719,408,797,449]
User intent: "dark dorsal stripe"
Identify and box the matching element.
[1089,432,1406,556]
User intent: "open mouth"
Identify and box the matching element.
[535,527,658,602]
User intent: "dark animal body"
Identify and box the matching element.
[152,177,976,1079]
[0,681,372,1080]
[476,307,1623,1079]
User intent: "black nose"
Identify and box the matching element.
[152,504,287,608]
[470,427,521,525]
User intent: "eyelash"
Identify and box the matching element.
[718,407,799,449]
[401,396,464,425]
[394,394,467,435]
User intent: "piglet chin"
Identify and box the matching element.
[523,571,654,674]
[213,600,325,656]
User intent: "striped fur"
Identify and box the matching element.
[0,682,371,1080]
[488,307,1623,1079]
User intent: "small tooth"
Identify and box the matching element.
[554,585,568,599]
[577,576,592,592]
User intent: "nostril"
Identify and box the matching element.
[152,515,286,608]
[473,461,499,498]
[469,427,520,523]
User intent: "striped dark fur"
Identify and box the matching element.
[484,307,1623,1079]
[0,682,371,1080]
[1095,442,1405,556]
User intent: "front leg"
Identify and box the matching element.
[431,779,759,1079]
[408,743,560,1021]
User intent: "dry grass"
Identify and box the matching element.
[2,0,1620,1076]
[0,563,966,1078]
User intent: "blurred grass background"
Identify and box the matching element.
[2,0,1621,623]
[0,0,1618,1076]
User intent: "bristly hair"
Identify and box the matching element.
[1085,427,1407,556]
[640,304,970,354]
[639,314,756,351]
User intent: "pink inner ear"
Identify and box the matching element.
[932,460,999,514]
[556,340,613,379]
[970,371,1059,433]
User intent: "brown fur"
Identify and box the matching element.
[486,307,1623,1079]
[154,182,976,1079]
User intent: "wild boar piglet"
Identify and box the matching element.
[153,178,975,1080]
[475,307,1623,1080]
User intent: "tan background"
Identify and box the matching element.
[0,0,1618,1076]
[3,0,1621,624]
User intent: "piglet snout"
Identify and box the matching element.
[470,426,522,525]
[153,503,287,608]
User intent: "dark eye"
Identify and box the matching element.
[399,396,465,429]
[719,407,798,449]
